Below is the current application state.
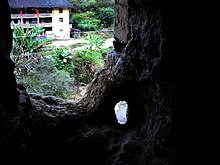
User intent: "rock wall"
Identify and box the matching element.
[114,0,129,44]
[0,1,30,164]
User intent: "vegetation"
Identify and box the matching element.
[96,7,114,27]
[70,0,114,13]
[12,21,52,54]
[12,28,112,99]
[72,33,107,83]
[71,0,114,30]
[72,11,101,31]
[11,1,114,99]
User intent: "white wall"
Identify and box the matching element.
[52,8,70,38]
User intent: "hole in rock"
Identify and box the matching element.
[114,101,129,124]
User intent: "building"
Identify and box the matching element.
[8,0,73,39]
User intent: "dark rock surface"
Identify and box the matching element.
[0,0,214,164]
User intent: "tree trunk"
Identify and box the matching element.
[0,0,213,164]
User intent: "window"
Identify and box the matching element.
[59,18,63,22]
[59,9,63,13]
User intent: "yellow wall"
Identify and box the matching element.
[52,8,70,38]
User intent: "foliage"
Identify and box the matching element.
[20,68,73,99]
[70,0,97,13]
[12,22,52,54]
[96,0,114,8]
[12,52,74,99]
[72,12,100,31]
[96,7,114,27]
[70,0,114,29]
[83,33,105,66]
[52,48,75,76]
[12,30,112,98]
[70,0,114,12]
[71,50,97,84]
[70,34,107,83]
[12,52,45,78]
[77,19,100,31]
[72,11,96,24]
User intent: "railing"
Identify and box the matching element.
[40,23,52,27]
[40,13,52,17]
[11,13,52,19]
[11,22,52,29]
[11,14,20,18]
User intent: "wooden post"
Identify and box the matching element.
[20,10,24,28]
[36,9,39,27]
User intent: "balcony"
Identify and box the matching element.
[11,13,52,19]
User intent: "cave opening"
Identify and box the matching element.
[9,0,115,101]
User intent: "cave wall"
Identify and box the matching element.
[0,0,212,164]
[114,0,129,44]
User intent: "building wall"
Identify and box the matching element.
[52,8,70,38]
